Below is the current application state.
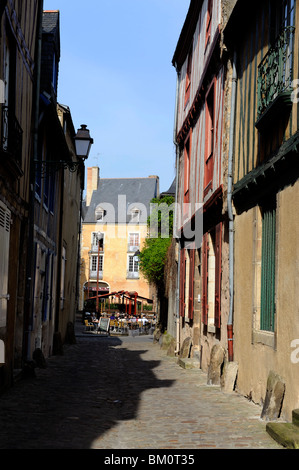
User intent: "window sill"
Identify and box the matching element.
[252,329,275,348]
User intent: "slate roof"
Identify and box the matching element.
[160,178,176,198]
[42,10,60,55]
[42,10,59,35]
[84,177,159,224]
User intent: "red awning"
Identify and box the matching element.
[88,290,153,303]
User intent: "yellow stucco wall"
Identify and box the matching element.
[234,180,299,421]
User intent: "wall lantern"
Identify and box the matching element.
[74,124,94,160]
[35,124,94,175]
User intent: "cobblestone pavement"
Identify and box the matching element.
[0,322,282,450]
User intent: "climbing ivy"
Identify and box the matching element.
[139,196,174,288]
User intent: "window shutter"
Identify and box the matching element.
[179,249,186,317]
[202,234,208,325]
[0,202,11,328]
[260,201,276,331]
[214,223,222,329]
[188,250,195,319]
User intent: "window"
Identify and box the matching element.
[204,81,215,195]
[91,254,103,274]
[128,233,140,252]
[0,202,11,328]
[184,133,191,206]
[282,0,295,29]
[205,0,213,49]
[202,223,222,331]
[92,232,104,252]
[48,173,55,213]
[2,31,22,166]
[130,208,140,223]
[60,246,66,310]
[260,199,276,332]
[43,169,49,209]
[43,253,54,322]
[185,42,193,106]
[95,206,105,221]
[127,255,139,278]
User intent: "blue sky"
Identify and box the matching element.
[43,0,190,193]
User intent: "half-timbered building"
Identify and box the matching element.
[224,0,299,421]
[172,0,231,369]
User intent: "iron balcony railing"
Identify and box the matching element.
[1,106,23,164]
[257,26,295,120]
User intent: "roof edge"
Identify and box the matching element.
[172,0,202,70]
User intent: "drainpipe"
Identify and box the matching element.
[227,51,237,362]
[173,66,181,355]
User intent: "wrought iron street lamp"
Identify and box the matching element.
[74,124,94,161]
[35,124,94,174]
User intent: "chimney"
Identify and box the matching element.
[149,175,160,198]
[86,167,99,206]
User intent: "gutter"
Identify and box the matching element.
[227,51,237,362]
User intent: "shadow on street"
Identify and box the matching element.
[0,334,174,449]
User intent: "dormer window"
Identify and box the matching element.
[95,206,105,221]
[131,208,140,223]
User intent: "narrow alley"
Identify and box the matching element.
[0,321,282,451]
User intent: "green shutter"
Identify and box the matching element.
[260,201,276,331]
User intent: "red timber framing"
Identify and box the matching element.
[179,248,186,317]
[184,132,192,205]
[201,222,222,328]
[205,0,213,49]
[202,233,209,326]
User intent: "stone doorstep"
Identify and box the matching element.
[292,409,299,427]
[178,358,201,370]
[266,409,299,449]
[266,423,299,449]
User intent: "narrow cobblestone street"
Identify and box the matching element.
[0,321,282,450]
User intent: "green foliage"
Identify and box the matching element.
[139,196,175,287]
